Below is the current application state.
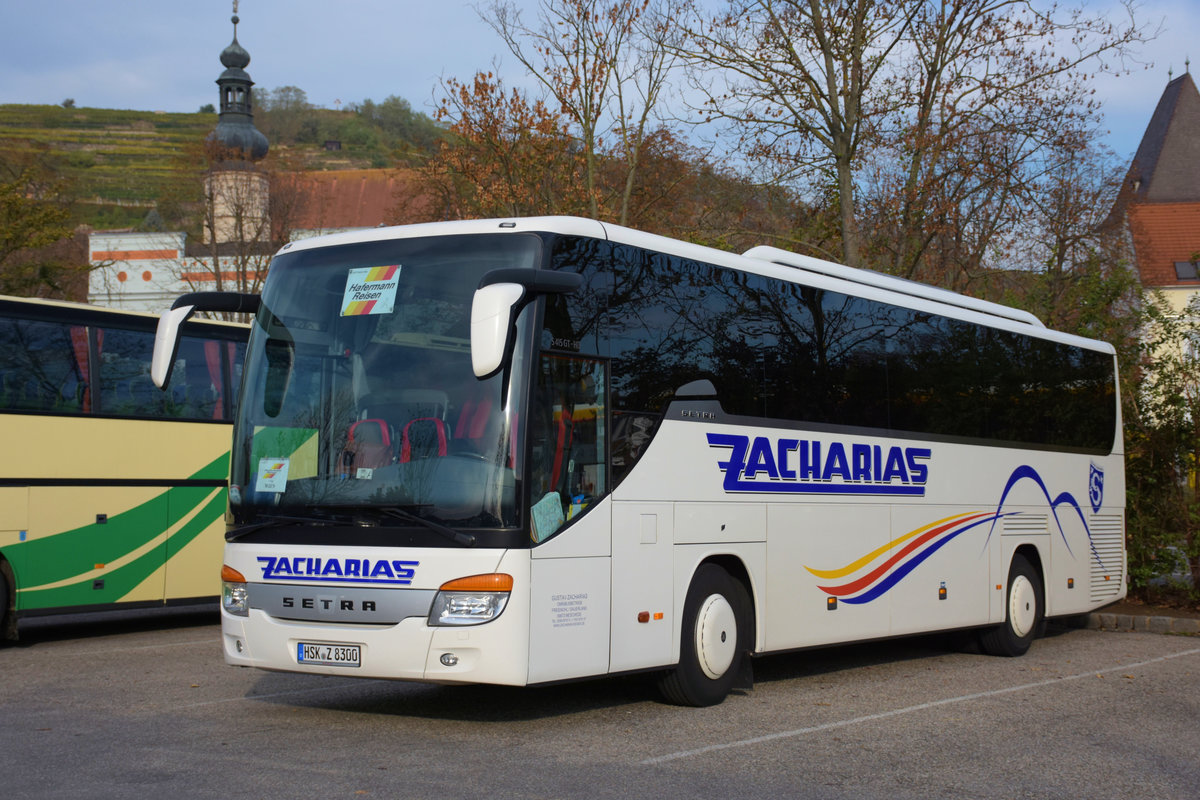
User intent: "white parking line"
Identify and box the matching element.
[640,646,1200,766]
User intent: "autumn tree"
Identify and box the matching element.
[0,147,90,298]
[410,71,588,220]
[1125,293,1200,600]
[678,0,1150,273]
[867,1,1150,286]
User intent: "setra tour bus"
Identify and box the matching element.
[151,217,1124,706]
[0,295,246,639]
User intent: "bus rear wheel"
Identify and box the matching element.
[980,554,1043,657]
[657,564,748,707]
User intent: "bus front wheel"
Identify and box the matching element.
[657,564,748,707]
[980,554,1043,657]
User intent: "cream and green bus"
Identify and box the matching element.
[0,296,246,639]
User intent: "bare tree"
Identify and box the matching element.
[420,70,588,219]
[481,0,683,224]
[677,0,917,267]
[864,0,1152,282]
[678,0,1150,272]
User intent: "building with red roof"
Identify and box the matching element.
[1110,71,1200,311]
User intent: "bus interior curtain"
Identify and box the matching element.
[69,326,90,412]
[550,407,574,490]
[204,340,222,419]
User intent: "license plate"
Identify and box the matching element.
[297,642,361,667]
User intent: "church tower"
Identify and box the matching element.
[204,6,270,245]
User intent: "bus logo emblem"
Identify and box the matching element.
[1089,463,1104,513]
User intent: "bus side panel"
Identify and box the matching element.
[0,487,29,611]
[609,501,673,673]
[0,488,29,533]
[527,553,611,684]
[163,485,228,601]
[1046,455,1126,616]
[14,487,168,611]
[764,503,892,651]
[887,505,993,637]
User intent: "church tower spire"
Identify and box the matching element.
[205,3,271,246]
[210,6,269,162]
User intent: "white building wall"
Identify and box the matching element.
[89,231,274,314]
[88,231,188,313]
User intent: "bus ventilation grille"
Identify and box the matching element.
[1088,515,1124,603]
[1001,514,1047,535]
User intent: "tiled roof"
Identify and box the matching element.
[284,168,433,232]
[1127,202,1200,287]
[1126,73,1200,203]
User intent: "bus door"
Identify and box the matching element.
[527,354,613,684]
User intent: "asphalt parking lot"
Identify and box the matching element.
[1,612,1197,800]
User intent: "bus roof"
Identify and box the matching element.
[741,245,1046,329]
[0,294,247,330]
[275,216,1113,355]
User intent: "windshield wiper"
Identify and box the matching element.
[375,506,477,547]
[227,511,347,541]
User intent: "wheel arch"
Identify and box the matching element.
[1011,542,1045,586]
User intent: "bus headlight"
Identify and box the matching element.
[428,573,513,626]
[222,564,249,617]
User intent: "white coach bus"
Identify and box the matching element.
[152,217,1124,706]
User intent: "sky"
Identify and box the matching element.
[1,0,1197,164]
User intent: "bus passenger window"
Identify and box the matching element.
[530,354,607,539]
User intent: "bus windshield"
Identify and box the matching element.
[229,233,541,533]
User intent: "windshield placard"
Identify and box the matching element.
[341,265,401,316]
[255,457,291,493]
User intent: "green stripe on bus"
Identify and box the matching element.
[7,453,229,610]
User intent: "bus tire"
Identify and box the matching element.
[979,554,1043,657]
[657,564,748,707]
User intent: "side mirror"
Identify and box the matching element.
[151,303,197,388]
[151,292,261,388]
[470,269,583,379]
[470,283,525,378]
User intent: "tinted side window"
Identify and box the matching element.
[887,311,988,439]
[542,235,611,357]
[0,318,87,413]
[564,237,1116,459]
[167,334,242,421]
[760,286,889,428]
[97,327,164,418]
[607,248,767,415]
